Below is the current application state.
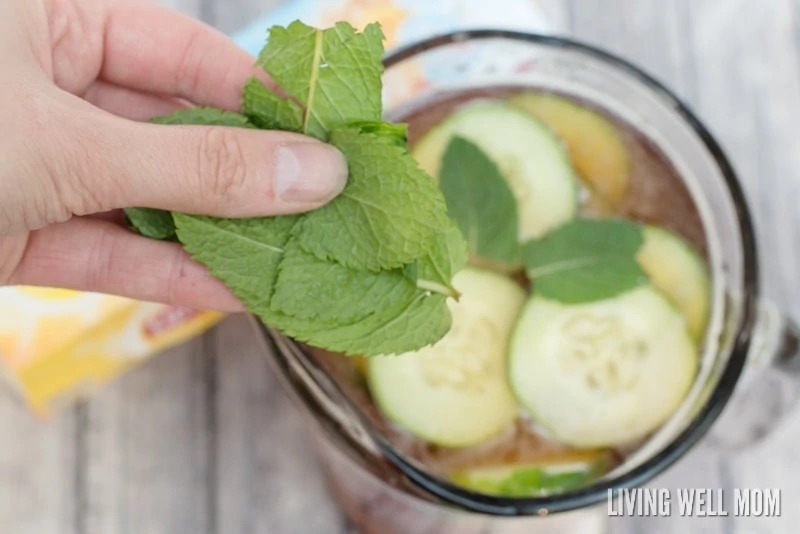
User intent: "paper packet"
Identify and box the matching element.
[0,287,223,416]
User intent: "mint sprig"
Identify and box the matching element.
[125,21,466,357]
[523,219,647,303]
[439,136,520,266]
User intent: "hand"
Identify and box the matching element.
[0,0,348,311]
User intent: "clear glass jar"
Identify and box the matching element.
[251,30,800,533]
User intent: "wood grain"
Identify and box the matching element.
[0,394,77,534]
[75,337,216,534]
[686,1,800,533]
[212,315,350,534]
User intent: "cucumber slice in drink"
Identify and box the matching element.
[636,226,711,340]
[368,267,525,447]
[509,286,697,448]
[411,101,578,240]
[450,450,613,497]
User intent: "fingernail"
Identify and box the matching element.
[274,143,348,203]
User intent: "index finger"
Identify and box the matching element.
[10,218,245,312]
[99,1,276,111]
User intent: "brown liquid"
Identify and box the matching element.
[306,86,706,484]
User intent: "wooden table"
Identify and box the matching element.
[2,0,799,532]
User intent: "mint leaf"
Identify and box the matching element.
[496,468,595,497]
[258,21,384,140]
[292,292,451,356]
[347,121,408,150]
[523,219,647,303]
[173,213,298,312]
[440,136,520,265]
[149,108,254,127]
[125,208,176,241]
[416,220,469,299]
[242,77,303,131]
[402,262,418,282]
[270,242,417,324]
[295,126,451,271]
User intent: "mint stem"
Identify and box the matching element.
[417,279,461,300]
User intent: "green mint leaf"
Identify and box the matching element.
[523,219,647,303]
[416,219,469,299]
[257,21,384,140]
[440,136,520,265]
[173,213,298,311]
[347,121,408,150]
[149,108,254,127]
[125,208,177,241]
[270,242,417,325]
[294,126,451,271]
[242,77,303,131]
[494,468,595,497]
[402,262,418,282]
[291,292,451,357]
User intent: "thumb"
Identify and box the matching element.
[54,110,349,218]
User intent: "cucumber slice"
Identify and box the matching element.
[509,286,697,448]
[368,267,525,447]
[450,450,612,497]
[411,101,578,240]
[508,92,631,211]
[636,226,711,340]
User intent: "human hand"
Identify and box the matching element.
[0,0,348,311]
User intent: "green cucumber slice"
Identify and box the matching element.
[636,226,711,340]
[368,267,525,447]
[450,450,613,497]
[411,101,578,241]
[509,286,697,448]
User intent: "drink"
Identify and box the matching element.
[253,31,798,534]
[302,84,710,511]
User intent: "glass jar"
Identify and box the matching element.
[251,30,800,533]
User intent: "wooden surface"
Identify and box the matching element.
[2,0,799,532]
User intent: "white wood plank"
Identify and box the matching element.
[531,0,572,34]
[566,0,695,97]
[213,315,349,534]
[77,339,215,534]
[687,1,800,532]
[210,0,283,35]
[608,444,732,534]
[0,392,77,534]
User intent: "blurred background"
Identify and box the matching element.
[1,0,798,533]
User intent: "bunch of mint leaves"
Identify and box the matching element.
[125,21,467,357]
